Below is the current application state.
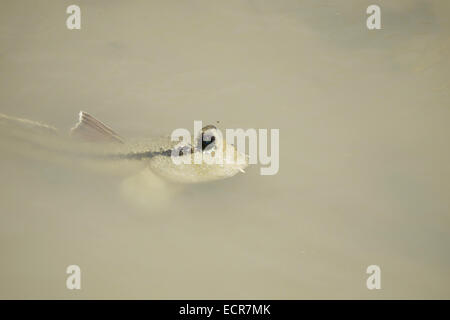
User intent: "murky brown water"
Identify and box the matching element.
[1,0,449,299]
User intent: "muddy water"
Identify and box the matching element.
[0,0,449,299]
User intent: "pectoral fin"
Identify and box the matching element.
[120,168,177,210]
[70,111,124,144]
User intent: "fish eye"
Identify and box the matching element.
[202,134,215,151]
[197,125,217,152]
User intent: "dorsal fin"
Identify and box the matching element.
[70,111,124,144]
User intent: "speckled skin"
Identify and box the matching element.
[0,112,248,184]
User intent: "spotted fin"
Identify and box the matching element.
[70,111,124,144]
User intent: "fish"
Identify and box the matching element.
[0,111,249,184]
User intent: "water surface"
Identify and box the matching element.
[0,0,449,299]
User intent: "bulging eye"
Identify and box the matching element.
[202,133,215,151]
[197,125,217,152]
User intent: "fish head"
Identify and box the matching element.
[148,125,248,184]
[196,124,249,175]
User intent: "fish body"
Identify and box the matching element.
[0,111,248,184]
